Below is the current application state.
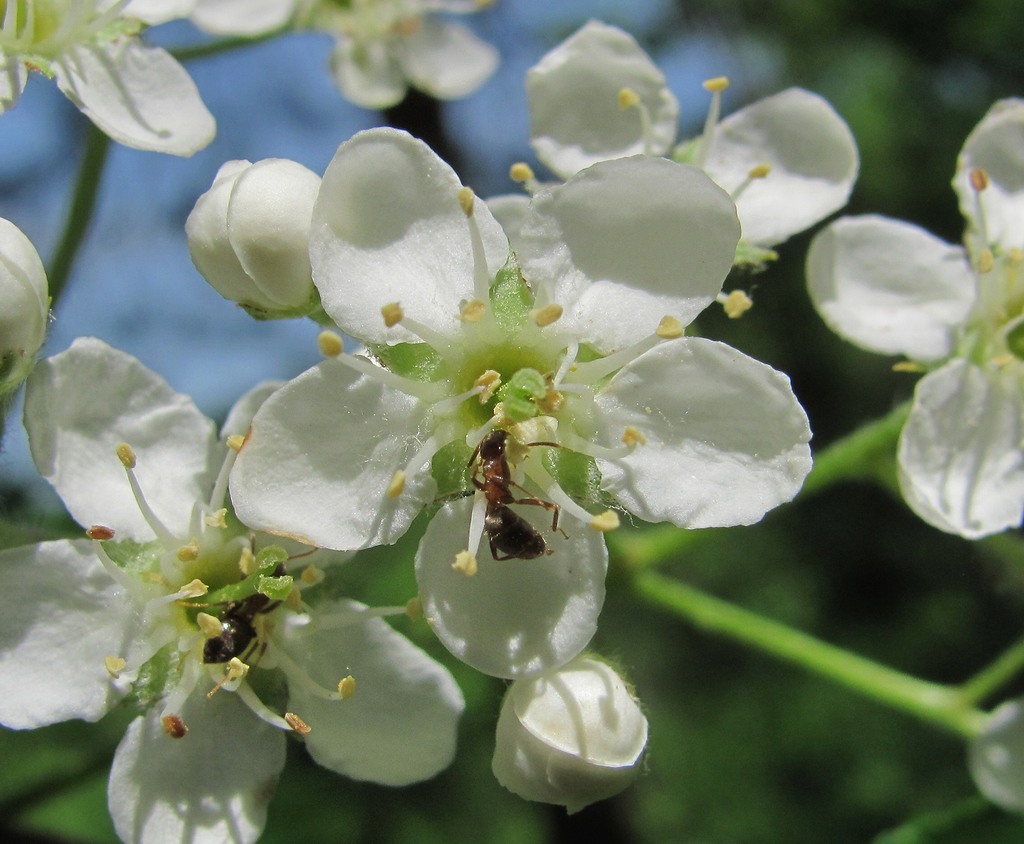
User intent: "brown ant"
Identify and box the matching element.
[203,563,286,664]
[469,429,563,561]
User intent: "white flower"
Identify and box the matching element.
[229,128,812,678]
[523,20,859,257]
[186,158,322,319]
[0,216,48,397]
[1,337,464,843]
[187,0,499,110]
[969,696,1024,814]
[806,99,1024,539]
[491,654,648,813]
[0,0,214,155]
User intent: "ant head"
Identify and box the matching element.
[477,429,508,460]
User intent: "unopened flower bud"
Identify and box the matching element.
[968,697,1024,813]
[492,655,648,813]
[186,159,321,318]
[0,218,48,396]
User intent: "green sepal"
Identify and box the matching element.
[671,138,700,165]
[256,574,294,601]
[496,368,546,421]
[124,644,174,712]
[100,538,164,575]
[372,341,446,382]
[489,255,534,334]
[734,239,778,269]
[1006,321,1024,360]
[542,447,605,510]
[431,438,475,499]
[238,285,323,322]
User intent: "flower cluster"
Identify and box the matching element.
[0,337,463,842]
[806,99,1024,538]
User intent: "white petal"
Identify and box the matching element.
[485,192,531,252]
[969,697,1024,814]
[594,338,812,528]
[953,98,1024,248]
[0,540,132,728]
[329,36,407,109]
[24,337,219,540]
[415,497,607,679]
[54,40,214,156]
[526,20,679,179]
[703,88,859,247]
[108,690,286,844]
[517,156,739,352]
[124,0,196,25]
[398,19,498,100]
[311,128,509,344]
[0,51,27,113]
[220,381,282,440]
[898,360,1024,538]
[282,599,464,785]
[806,215,976,362]
[230,359,434,550]
[192,0,295,35]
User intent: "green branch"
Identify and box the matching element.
[169,27,289,64]
[635,569,988,739]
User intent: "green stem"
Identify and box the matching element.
[608,402,910,570]
[960,634,1024,706]
[47,122,110,307]
[635,570,988,738]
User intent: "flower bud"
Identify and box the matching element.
[492,655,648,813]
[186,158,321,319]
[0,218,48,396]
[968,696,1024,812]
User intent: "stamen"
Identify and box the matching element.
[91,538,145,593]
[161,714,188,738]
[524,460,598,526]
[115,443,176,545]
[381,301,403,327]
[622,426,646,447]
[238,546,256,576]
[458,298,487,323]
[730,163,771,202]
[892,361,927,373]
[387,470,406,499]
[459,187,494,303]
[655,315,684,338]
[196,612,222,639]
[453,550,478,576]
[551,341,579,389]
[226,434,245,451]
[405,597,422,620]
[271,643,344,701]
[717,290,754,318]
[969,166,992,249]
[559,429,638,460]
[234,681,298,732]
[530,304,563,327]
[389,310,459,359]
[475,369,501,403]
[590,510,621,532]
[618,87,655,157]
[695,76,730,167]
[562,331,665,385]
[86,524,115,540]
[284,712,312,735]
[317,330,344,358]
[299,564,325,587]
[328,349,446,402]
[338,675,357,699]
[207,440,241,513]
[176,539,200,562]
[203,508,228,528]
[464,490,488,561]
[104,656,127,678]
[431,384,486,416]
[977,248,995,275]
[510,161,541,194]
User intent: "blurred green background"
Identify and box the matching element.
[3,0,1024,842]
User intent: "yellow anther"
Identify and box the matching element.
[197,612,222,639]
[204,508,228,529]
[387,469,406,499]
[284,712,311,735]
[618,87,641,110]
[510,161,535,183]
[317,330,344,358]
[226,657,249,681]
[338,675,357,699]
[530,303,563,327]
[176,539,200,562]
[459,298,487,322]
[161,714,188,738]
[458,186,475,216]
[142,571,173,588]
[977,249,995,274]
[969,166,989,192]
[590,510,621,532]
[86,524,115,541]
[178,579,209,599]
[622,426,646,447]
[104,656,126,678]
[475,369,501,403]
[381,301,404,327]
[238,546,256,576]
[286,589,304,612]
[748,163,772,179]
[405,596,423,621]
[116,442,137,469]
[536,386,565,415]
[655,315,684,339]
[721,289,754,319]
[453,550,478,576]
[300,564,325,586]
[703,76,730,92]
[226,434,245,451]
[992,353,1015,368]
[892,361,926,373]
[1008,248,1024,265]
